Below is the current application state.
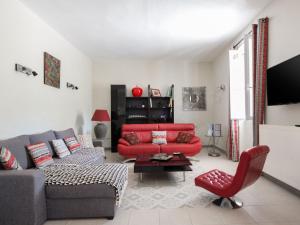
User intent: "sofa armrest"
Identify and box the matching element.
[0,169,47,225]
[189,136,201,144]
[118,138,130,146]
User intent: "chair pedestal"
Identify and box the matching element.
[213,197,243,209]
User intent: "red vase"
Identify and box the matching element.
[132,86,143,97]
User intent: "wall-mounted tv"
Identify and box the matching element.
[267,54,300,106]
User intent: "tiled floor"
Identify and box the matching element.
[45,148,300,225]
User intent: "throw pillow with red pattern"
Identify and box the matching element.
[64,136,81,153]
[0,146,23,170]
[176,132,194,143]
[124,132,140,145]
[152,131,167,144]
[26,142,54,169]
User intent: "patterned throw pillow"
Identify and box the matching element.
[52,139,70,158]
[124,132,140,145]
[0,147,23,170]
[152,131,167,144]
[64,136,81,154]
[176,132,194,143]
[27,143,54,168]
[77,134,94,149]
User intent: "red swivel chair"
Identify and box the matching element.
[195,145,270,208]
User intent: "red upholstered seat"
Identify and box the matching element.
[195,145,270,207]
[118,123,202,158]
[118,143,160,158]
[195,169,233,193]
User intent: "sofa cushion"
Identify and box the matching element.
[0,135,33,169]
[158,123,195,131]
[158,124,195,143]
[27,142,54,168]
[29,130,56,156]
[46,183,115,199]
[152,131,167,144]
[54,128,76,139]
[122,124,158,143]
[176,132,194,143]
[0,147,23,170]
[124,132,140,145]
[118,143,160,157]
[52,139,70,159]
[64,137,81,154]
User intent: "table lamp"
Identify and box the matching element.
[92,109,110,139]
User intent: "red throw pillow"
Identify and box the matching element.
[0,147,23,170]
[27,142,54,168]
[176,132,194,143]
[124,132,140,145]
[64,136,81,154]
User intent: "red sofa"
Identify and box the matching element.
[118,123,202,158]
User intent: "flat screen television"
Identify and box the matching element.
[267,54,300,106]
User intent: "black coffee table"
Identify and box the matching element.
[134,153,192,182]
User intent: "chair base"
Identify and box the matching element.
[213,197,243,209]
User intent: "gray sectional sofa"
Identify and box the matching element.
[0,129,127,225]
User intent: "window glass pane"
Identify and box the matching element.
[229,42,246,120]
[249,87,253,118]
[248,37,253,88]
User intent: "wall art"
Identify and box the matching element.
[182,87,206,111]
[44,52,60,88]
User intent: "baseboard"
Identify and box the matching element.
[262,172,300,197]
[204,145,228,157]
[214,146,227,156]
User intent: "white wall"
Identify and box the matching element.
[260,124,300,190]
[93,60,214,146]
[0,0,93,138]
[262,0,300,125]
[212,50,230,151]
[212,0,300,151]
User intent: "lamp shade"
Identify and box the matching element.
[91,109,110,122]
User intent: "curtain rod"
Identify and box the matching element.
[233,30,253,49]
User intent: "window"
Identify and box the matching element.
[245,35,253,119]
[229,33,253,120]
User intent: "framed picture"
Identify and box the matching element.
[151,89,161,97]
[44,52,61,88]
[182,87,206,111]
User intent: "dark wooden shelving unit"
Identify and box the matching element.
[111,84,174,151]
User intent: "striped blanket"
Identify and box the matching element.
[42,163,128,205]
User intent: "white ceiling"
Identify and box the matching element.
[20,0,273,62]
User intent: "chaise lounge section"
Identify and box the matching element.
[0,128,127,225]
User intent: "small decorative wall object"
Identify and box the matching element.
[217,84,226,91]
[182,87,206,111]
[44,52,61,88]
[66,82,79,90]
[15,64,38,76]
[132,86,143,97]
[151,89,161,97]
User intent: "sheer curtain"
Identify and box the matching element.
[228,44,245,161]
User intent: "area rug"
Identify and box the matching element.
[120,160,216,210]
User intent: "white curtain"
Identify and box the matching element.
[228,46,245,161]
